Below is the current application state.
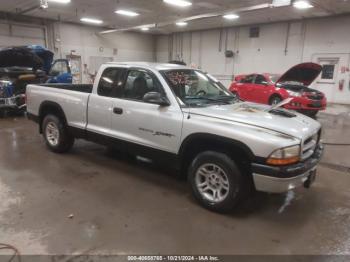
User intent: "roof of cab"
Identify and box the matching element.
[106,61,191,71]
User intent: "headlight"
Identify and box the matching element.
[286,90,301,97]
[267,145,300,166]
[0,80,13,98]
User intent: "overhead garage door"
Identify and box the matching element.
[0,22,46,48]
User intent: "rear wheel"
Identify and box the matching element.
[269,95,282,105]
[42,114,74,153]
[188,151,245,213]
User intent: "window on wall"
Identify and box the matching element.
[321,64,335,80]
[318,58,339,83]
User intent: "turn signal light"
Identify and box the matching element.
[267,156,300,166]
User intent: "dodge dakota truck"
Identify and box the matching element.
[26,62,324,213]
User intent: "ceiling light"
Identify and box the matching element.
[141,27,150,31]
[48,0,71,3]
[293,0,314,9]
[271,0,291,7]
[115,10,140,17]
[80,18,103,24]
[223,14,240,20]
[163,0,192,7]
[176,21,188,27]
[40,0,48,9]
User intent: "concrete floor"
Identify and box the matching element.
[0,112,350,255]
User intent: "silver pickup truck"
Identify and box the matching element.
[26,62,323,213]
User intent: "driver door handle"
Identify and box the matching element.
[113,107,123,115]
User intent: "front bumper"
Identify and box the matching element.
[0,95,26,110]
[251,144,324,193]
[284,97,327,111]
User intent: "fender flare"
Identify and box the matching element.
[38,101,68,132]
[178,133,255,161]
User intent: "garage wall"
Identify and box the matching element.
[0,18,155,84]
[155,15,350,104]
[54,23,155,83]
[0,20,47,47]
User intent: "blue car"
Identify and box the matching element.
[0,45,72,117]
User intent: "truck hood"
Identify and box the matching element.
[189,102,320,140]
[276,62,322,86]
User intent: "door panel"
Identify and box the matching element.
[86,67,126,136]
[313,54,350,104]
[111,99,183,153]
[87,95,112,135]
[238,75,255,101]
[253,75,270,104]
[110,68,183,154]
[48,59,72,83]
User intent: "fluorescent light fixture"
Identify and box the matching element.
[271,0,291,7]
[48,0,71,3]
[80,17,103,24]
[115,10,140,17]
[141,27,150,31]
[223,14,240,20]
[293,0,313,9]
[176,21,188,26]
[163,0,192,7]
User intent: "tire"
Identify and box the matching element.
[42,114,74,153]
[0,110,5,118]
[269,95,282,105]
[188,151,245,213]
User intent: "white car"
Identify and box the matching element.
[26,62,323,213]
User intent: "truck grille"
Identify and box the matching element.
[302,129,321,160]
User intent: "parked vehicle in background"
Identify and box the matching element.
[229,63,327,117]
[0,45,72,117]
[27,62,323,213]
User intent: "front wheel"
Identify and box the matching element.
[0,110,6,118]
[42,114,74,153]
[269,95,282,105]
[188,151,245,213]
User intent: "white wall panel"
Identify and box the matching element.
[0,21,46,47]
[155,15,350,103]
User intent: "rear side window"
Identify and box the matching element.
[98,68,126,98]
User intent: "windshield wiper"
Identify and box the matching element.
[185,96,235,102]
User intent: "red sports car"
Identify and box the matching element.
[229,63,327,116]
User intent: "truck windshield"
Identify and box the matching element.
[161,69,236,107]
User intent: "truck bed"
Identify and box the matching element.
[26,83,92,131]
[39,83,93,93]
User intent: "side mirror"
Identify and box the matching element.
[143,92,170,106]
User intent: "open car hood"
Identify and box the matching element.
[276,62,322,86]
[0,45,54,73]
